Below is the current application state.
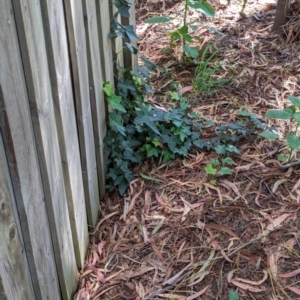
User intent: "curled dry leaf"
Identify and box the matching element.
[278,268,300,278]
[230,279,264,292]
[234,270,268,285]
[287,286,300,296]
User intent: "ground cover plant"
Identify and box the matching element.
[74,0,300,299]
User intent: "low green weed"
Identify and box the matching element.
[193,45,231,92]
[259,95,300,162]
[144,0,215,60]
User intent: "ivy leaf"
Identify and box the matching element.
[222,157,233,165]
[141,55,157,71]
[226,145,240,154]
[187,0,215,17]
[162,148,175,162]
[219,167,231,175]
[266,109,293,120]
[286,134,300,150]
[161,134,180,151]
[109,113,126,136]
[228,289,239,300]
[288,95,300,107]
[144,16,172,23]
[134,107,161,135]
[114,0,131,17]
[107,94,126,112]
[103,82,113,96]
[183,45,198,58]
[124,25,139,41]
[125,42,138,54]
[205,163,217,175]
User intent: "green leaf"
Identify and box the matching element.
[109,113,126,136]
[266,109,293,120]
[124,25,139,41]
[277,154,287,163]
[125,42,138,54]
[134,107,161,135]
[228,289,239,300]
[226,145,240,154]
[183,45,198,58]
[219,167,231,175]
[152,219,164,234]
[144,16,172,23]
[288,95,300,107]
[170,31,181,41]
[187,1,215,17]
[293,112,300,123]
[222,157,233,165]
[211,158,219,166]
[178,25,189,35]
[259,131,280,139]
[286,134,300,150]
[103,82,113,96]
[162,148,175,162]
[205,163,217,175]
[107,94,127,112]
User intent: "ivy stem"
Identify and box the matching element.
[182,0,189,61]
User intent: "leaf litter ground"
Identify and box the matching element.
[74,1,300,299]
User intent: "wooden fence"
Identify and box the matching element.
[0,0,136,299]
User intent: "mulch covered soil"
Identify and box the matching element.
[74,0,300,299]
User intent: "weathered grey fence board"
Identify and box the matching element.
[122,3,138,70]
[96,0,115,85]
[12,0,77,298]
[0,1,60,299]
[0,134,35,300]
[64,0,100,227]
[82,0,107,199]
[40,0,89,267]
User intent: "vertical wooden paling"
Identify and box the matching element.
[11,0,78,298]
[96,0,115,85]
[39,0,89,267]
[63,0,100,226]
[82,0,107,199]
[0,0,60,298]
[0,133,35,300]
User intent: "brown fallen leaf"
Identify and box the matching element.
[287,286,300,296]
[278,268,300,278]
[234,270,268,285]
[230,279,264,292]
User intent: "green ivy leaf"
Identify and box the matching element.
[286,134,300,150]
[103,82,113,96]
[109,113,126,136]
[259,131,280,139]
[162,148,175,162]
[124,25,139,41]
[178,25,189,35]
[144,16,172,23]
[107,94,127,112]
[125,42,138,54]
[187,0,215,17]
[170,31,181,41]
[226,145,240,154]
[183,45,198,58]
[219,167,231,175]
[211,158,219,166]
[228,289,239,300]
[205,163,217,175]
[222,157,233,165]
[266,109,293,120]
[277,154,287,163]
[288,95,300,107]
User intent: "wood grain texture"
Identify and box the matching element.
[0,1,60,299]
[64,0,100,227]
[121,3,138,71]
[11,0,77,298]
[0,133,35,300]
[82,0,107,200]
[96,0,115,85]
[40,0,89,267]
